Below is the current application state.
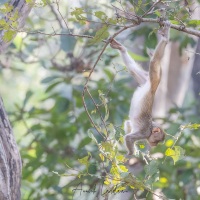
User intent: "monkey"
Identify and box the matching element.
[110,21,170,155]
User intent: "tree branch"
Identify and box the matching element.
[141,18,200,38]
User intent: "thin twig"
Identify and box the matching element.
[48,2,64,28]
[82,23,137,138]
[86,88,109,138]
[142,0,162,17]
[55,0,71,33]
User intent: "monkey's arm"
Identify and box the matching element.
[125,131,146,155]
[149,21,170,92]
[110,39,148,85]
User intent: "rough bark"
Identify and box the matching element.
[0,0,35,199]
[0,98,22,200]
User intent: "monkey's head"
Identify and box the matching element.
[148,123,165,147]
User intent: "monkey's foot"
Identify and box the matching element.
[110,39,126,52]
[163,20,171,29]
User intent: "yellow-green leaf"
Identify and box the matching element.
[128,51,149,62]
[3,30,16,42]
[71,7,86,21]
[188,20,200,26]
[94,11,107,20]
[110,164,119,176]
[78,153,91,166]
[118,165,128,172]
[165,146,185,164]
[114,186,126,192]
[0,19,6,26]
[116,154,125,162]
[26,0,34,3]
[27,149,37,158]
[99,153,104,161]
[165,139,174,147]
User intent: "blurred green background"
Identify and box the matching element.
[0,0,200,199]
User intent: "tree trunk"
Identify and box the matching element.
[0,0,35,199]
[0,98,22,200]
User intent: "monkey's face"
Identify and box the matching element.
[148,127,165,147]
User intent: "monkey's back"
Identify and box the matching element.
[129,81,153,134]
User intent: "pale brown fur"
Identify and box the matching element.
[110,21,170,155]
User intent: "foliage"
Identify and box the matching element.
[0,0,200,199]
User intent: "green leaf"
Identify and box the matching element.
[94,11,107,20]
[88,164,97,174]
[27,148,37,158]
[41,75,62,84]
[101,142,113,152]
[0,3,13,14]
[9,11,19,22]
[98,90,109,121]
[165,146,185,164]
[138,0,142,7]
[188,20,200,27]
[88,129,98,144]
[26,0,34,3]
[170,20,180,25]
[128,51,149,62]
[107,123,116,137]
[60,30,76,52]
[108,18,117,25]
[23,90,33,108]
[144,160,159,176]
[145,172,159,187]
[0,19,6,27]
[41,0,51,6]
[45,80,62,92]
[78,137,92,149]
[89,25,109,45]
[123,173,145,190]
[13,35,23,50]
[71,7,86,20]
[78,153,91,166]
[3,30,16,42]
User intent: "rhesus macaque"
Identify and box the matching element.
[110,21,170,155]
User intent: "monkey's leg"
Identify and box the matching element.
[125,132,145,155]
[149,21,170,92]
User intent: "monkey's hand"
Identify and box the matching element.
[110,39,126,52]
[158,20,170,40]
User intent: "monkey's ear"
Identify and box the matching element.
[146,48,154,58]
